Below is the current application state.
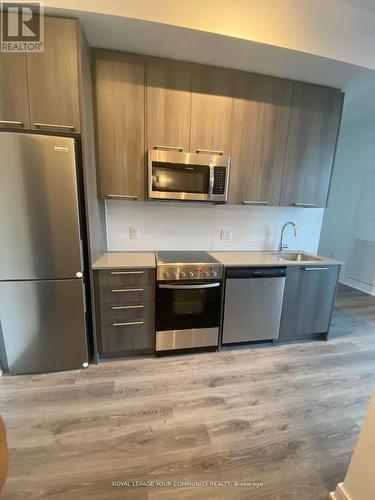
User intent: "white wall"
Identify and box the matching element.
[319,92,375,295]
[106,201,324,253]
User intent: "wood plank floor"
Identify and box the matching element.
[1,284,375,499]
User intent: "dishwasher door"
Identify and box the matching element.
[222,267,286,344]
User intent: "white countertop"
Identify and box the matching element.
[92,252,156,269]
[209,251,342,267]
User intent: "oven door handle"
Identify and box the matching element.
[158,282,220,289]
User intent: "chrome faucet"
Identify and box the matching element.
[279,221,298,252]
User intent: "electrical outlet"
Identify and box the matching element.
[129,226,140,240]
[220,229,232,240]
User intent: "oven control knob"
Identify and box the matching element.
[163,271,170,279]
[188,271,194,278]
[211,270,218,278]
[204,271,210,278]
[171,271,177,278]
[180,271,186,278]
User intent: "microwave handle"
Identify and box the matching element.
[209,164,215,196]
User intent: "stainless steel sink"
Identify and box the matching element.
[274,252,322,262]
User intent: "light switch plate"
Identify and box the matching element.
[220,228,232,240]
[129,226,140,240]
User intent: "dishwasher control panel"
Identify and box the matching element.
[226,267,286,279]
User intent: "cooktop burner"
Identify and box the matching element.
[156,251,220,265]
[156,251,222,281]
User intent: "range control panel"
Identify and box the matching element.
[157,265,223,281]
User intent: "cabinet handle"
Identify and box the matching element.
[111,288,144,293]
[303,267,328,271]
[33,122,75,130]
[293,203,317,207]
[196,148,224,155]
[107,194,138,200]
[112,305,144,310]
[0,120,24,127]
[243,201,268,205]
[154,145,183,152]
[113,321,144,327]
[111,271,144,275]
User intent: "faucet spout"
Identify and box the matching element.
[279,221,298,252]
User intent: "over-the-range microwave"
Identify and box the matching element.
[147,149,230,203]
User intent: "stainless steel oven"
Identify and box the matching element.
[148,149,230,203]
[155,251,223,352]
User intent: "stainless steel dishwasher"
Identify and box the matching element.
[222,267,286,344]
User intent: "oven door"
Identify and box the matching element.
[155,281,221,350]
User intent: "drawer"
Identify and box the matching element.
[99,284,155,304]
[100,301,154,321]
[100,317,154,354]
[98,269,155,287]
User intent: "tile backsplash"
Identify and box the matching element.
[106,201,325,253]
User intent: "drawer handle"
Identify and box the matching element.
[107,194,138,200]
[113,321,144,327]
[0,120,24,126]
[111,305,144,310]
[110,271,144,275]
[33,122,75,130]
[111,288,144,293]
[242,201,268,205]
[196,148,224,155]
[154,145,183,152]
[303,267,328,271]
[293,203,317,207]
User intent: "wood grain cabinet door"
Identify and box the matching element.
[190,65,234,155]
[229,73,292,205]
[27,17,81,132]
[279,265,340,338]
[0,53,30,129]
[280,83,343,208]
[94,50,145,200]
[146,58,192,152]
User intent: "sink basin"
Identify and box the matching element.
[274,252,322,262]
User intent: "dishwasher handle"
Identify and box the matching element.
[226,267,286,279]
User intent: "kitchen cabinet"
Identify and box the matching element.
[190,65,234,155]
[94,50,145,200]
[0,53,30,129]
[229,73,292,205]
[27,17,81,132]
[96,268,155,356]
[280,83,343,208]
[279,265,340,339]
[146,58,192,152]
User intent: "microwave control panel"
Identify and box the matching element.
[212,167,227,195]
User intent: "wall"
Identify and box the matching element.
[106,201,324,253]
[319,91,375,295]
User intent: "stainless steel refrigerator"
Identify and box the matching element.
[0,132,89,374]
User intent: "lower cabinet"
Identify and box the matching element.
[95,268,155,357]
[279,265,340,339]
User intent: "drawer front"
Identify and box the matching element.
[98,269,155,287]
[101,317,154,354]
[99,284,155,304]
[100,301,154,321]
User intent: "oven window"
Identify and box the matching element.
[156,283,220,331]
[152,162,210,194]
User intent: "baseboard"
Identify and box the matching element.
[339,277,375,297]
[329,483,352,500]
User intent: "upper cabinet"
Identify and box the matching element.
[0,54,30,129]
[146,58,192,152]
[190,65,234,155]
[280,83,344,208]
[27,17,81,132]
[229,73,292,205]
[94,50,145,200]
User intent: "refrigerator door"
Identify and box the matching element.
[0,133,82,280]
[0,279,88,374]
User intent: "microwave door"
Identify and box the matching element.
[152,163,210,195]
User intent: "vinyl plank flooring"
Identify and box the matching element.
[1,284,375,499]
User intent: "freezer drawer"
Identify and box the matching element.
[0,279,88,374]
[222,268,286,344]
